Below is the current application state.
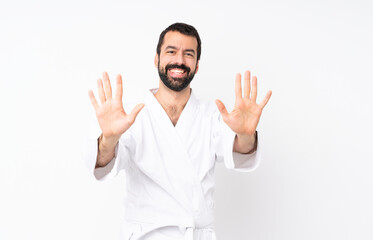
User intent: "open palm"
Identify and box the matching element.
[88,72,144,138]
[216,71,272,136]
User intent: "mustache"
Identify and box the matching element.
[165,64,191,73]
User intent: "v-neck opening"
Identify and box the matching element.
[147,88,198,132]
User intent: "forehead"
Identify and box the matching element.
[162,31,198,51]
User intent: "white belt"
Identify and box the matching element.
[183,227,215,240]
[129,213,215,240]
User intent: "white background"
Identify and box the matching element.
[1,0,372,239]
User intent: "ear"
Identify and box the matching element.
[154,54,159,68]
[195,61,199,74]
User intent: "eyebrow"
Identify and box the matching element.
[165,45,195,54]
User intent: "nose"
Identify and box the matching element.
[174,51,186,65]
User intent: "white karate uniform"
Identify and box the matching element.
[84,89,261,240]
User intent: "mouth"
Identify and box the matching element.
[168,68,187,78]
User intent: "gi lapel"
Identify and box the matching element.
[136,89,198,213]
[173,89,199,139]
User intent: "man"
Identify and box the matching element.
[85,23,272,240]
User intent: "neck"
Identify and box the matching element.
[154,80,191,125]
[155,80,191,107]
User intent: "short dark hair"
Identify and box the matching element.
[156,22,202,61]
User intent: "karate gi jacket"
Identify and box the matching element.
[84,89,261,240]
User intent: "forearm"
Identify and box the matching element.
[96,134,121,168]
[233,131,257,154]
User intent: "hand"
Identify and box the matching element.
[215,70,272,136]
[88,72,144,139]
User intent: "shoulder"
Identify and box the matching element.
[191,89,219,114]
[198,99,217,112]
[193,96,220,120]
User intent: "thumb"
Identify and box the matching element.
[215,99,229,120]
[128,103,145,124]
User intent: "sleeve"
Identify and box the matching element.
[212,109,261,172]
[83,120,134,181]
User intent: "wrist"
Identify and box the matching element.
[99,134,120,150]
[234,131,258,154]
[96,134,120,168]
[236,131,256,142]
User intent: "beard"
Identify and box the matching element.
[157,62,196,92]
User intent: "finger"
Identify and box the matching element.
[102,72,112,99]
[115,74,123,101]
[259,90,272,109]
[128,103,145,124]
[235,73,242,100]
[215,99,229,121]
[244,70,251,99]
[252,76,257,102]
[97,78,106,103]
[88,90,99,110]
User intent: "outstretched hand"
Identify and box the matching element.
[88,72,144,139]
[215,70,272,136]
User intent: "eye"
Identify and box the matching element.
[186,53,194,57]
[167,50,175,54]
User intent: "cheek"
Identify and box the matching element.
[188,60,198,71]
[159,57,171,68]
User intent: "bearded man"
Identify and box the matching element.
[85,22,272,240]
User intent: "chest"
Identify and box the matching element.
[131,108,216,180]
[162,105,184,126]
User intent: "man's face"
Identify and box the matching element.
[156,31,199,92]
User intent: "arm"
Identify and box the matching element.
[233,131,257,154]
[96,134,120,168]
[216,70,271,154]
[88,72,144,168]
